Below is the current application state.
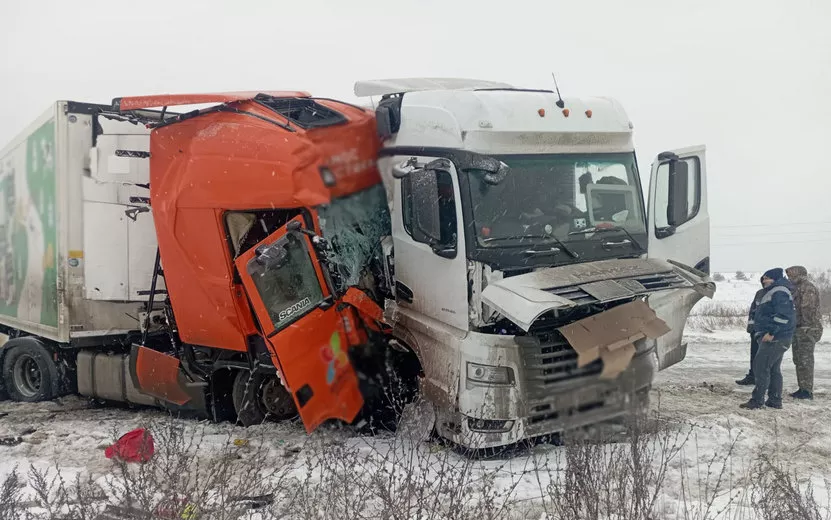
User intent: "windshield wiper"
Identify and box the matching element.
[568,226,645,251]
[483,234,579,259]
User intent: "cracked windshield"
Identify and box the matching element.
[468,153,646,246]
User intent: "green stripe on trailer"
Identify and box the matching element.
[0,118,58,328]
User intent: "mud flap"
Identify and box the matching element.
[129,344,205,408]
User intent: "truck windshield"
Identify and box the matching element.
[318,184,391,293]
[466,153,646,248]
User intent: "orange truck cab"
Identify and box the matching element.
[116,92,403,430]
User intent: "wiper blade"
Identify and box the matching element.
[483,234,579,259]
[568,226,644,251]
[482,234,548,243]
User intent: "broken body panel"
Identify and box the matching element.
[0,92,392,432]
[361,79,714,448]
[126,92,389,428]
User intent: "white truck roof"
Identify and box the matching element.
[357,77,635,155]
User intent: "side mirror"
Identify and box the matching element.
[375,96,402,140]
[578,172,593,194]
[376,105,393,140]
[667,159,690,227]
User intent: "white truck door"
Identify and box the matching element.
[390,157,469,332]
[647,146,710,274]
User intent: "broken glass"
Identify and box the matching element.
[317,184,391,293]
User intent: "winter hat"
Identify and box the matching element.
[763,268,784,281]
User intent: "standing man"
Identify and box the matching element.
[736,276,767,386]
[741,268,795,410]
[786,265,824,400]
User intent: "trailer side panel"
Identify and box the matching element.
[0,105,61,341]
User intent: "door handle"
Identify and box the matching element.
[523,248,561,256]
[602,239,631,250]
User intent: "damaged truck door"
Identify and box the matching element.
[648,146,710,274]
[647,145,714,369]
[235,216,364,432]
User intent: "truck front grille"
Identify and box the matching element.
[519,324,604,418]
[547,271,689,305]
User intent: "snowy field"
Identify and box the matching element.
[0,277,829,519]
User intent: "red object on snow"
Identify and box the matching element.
[104,428,155,463]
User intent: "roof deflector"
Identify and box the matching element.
[113,91,311,111]
[354,78,513,98]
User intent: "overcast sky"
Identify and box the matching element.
[1,0,829,273]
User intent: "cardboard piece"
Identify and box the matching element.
[558,300,671,379]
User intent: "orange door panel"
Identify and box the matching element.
[234,216,364,432]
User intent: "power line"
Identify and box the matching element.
[713,239,827,246]
[715,229,831,237]
[713,220,831,229]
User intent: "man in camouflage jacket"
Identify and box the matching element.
[786,265,824,400]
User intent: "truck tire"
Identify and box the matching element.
[232,370,297,426]
[2,339,59,402]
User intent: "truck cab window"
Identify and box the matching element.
[654,156,701,229]
[245,235,324,331]
[225,209,301,258]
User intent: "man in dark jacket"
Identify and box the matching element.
[786,265,824,400]
[741,268,796,410]
[736,277,767,386]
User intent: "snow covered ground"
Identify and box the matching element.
[0,278,829,519]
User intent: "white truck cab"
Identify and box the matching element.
[355,78,715,449]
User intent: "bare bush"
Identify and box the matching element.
[284,423,527,520]
[810,269,831,321]
[15,421,298,520]
[5,410,831,520]
[537,414,699,520]
[0,468,24,520]
[735,271,749,281]
[712,273,726,282]
[751,454,831,520]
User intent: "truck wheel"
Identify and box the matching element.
[2,340,58,402]
[232,370,297,426]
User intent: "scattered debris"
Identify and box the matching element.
[0,435,23,446]
[229,493,274,509]
[559,300,671,379]
[104,428,155,463]
[94,504,152,520]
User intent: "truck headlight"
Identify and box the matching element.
[466,362,514,385]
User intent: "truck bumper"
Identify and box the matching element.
[436,331,656,450]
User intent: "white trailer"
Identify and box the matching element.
[0,101,161,402]
[357,78,715,449]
